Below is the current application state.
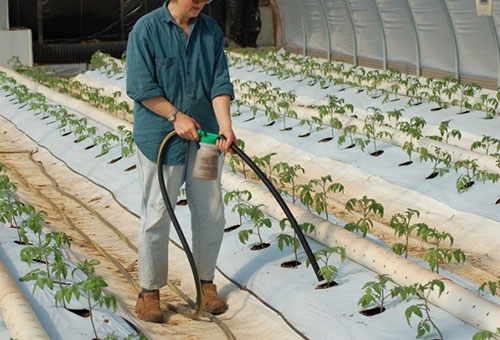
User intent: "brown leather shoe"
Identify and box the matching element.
[202,283,227,315]
[136,290,163,323]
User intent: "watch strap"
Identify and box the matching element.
[167,107,179,122]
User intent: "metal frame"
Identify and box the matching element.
[295,0,307,56]
[316,0,332,60]
[439,0,460,79]
[341,0,357,66]
[373,0,387,71]
[488,15,500,87]
[404,0,421,77]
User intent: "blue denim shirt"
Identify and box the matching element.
[126,2,234,165]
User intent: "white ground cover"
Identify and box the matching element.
[0,316,9,340]
[1,66,499,339]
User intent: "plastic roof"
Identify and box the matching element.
[275,0,500,86]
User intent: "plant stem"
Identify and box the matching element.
[88,294,99,340]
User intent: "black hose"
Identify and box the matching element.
[227,142,324,282]
[157,131,203,317]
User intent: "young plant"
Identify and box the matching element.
[310,176,344,221]
[227,139,246,177]
[238,204,272,249]
[470,135,500,156]
[389,208,427,258]
[453,158,479,193]
[478,277,500,297]
[117,125,134,158]
[417,146,452,179]
[387,108,404,128]
[57,259,118,340]
[273,162,305,203]
[358,274,395,315]
[397,117,426,165]
[363,107,392,156]
[277,219,315,267]
[429,120,461,144]
[473,328,500,340]
[223,189,252,226]
[344,196,384,237]
[391,280,445,340]
[295,181,315,212]
[306,246,346,286]
[474,94,498,119]
[252,152,277,183]
[417,226,466,273]
[337,125,358,149]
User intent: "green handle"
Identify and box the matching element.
[197,129,219,145]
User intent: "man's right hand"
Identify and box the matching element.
[173,112,201,141]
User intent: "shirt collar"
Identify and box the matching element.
[161,1,199,26]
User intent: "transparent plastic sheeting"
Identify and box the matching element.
[0,227,137,340]
[275,0,498,81]
[0,88,491,339]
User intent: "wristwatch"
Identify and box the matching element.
[167,107,179,122]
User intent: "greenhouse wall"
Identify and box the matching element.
[274,0,500,89]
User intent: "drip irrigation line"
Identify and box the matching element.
[0,149,236,340]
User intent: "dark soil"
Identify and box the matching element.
[14,240,32,245]
[108,156,122,164]
[430,107,443,112]
[463,181,474,190]
[244,117,255,122]
[344,144,355,149]
[61,131,72,137]
[319,137,333,143]
[85,144,96,150]
[426,172,439,180]
[95,151,109,158]
[280,260,301,268]
[370,150,384,157]
[359,306,385,316]
[264,121,276,127]
[251,243,271,251]
[281,127,293,132]
[315,281,338,289]
[298,132,311,138]
[176,199,187,206]
[66,308,90,318]
[125,164,136,172]
[390,98,400,102]
[457,110,470,115]
[496,198,500,204]
[371,94,381,99]
[224,224,241,232]
[398,160,413,166]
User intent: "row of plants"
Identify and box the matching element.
[228,92,500,197]
[90,51,126,79]
[8,57,133,120]
[229,48,500,119]
[221,180,500,339]
[0,163,143,340]
[0,71,134,161]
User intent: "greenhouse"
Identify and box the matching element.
[1,0,500,339]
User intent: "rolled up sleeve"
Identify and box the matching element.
[210,29,234,101]
[126,27,165,102]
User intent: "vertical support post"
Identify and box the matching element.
[316,0,331,60]
[488,16,500,88]
[0,0,9,30]
[120,0,125,41]
[294,0,307,56]
[404,0,421,77]
[36,0,43,44]
[341,0,357,66]
[373,0,387,71]
[80,0,84,41]
[439,0,460,80]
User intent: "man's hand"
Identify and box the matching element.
[173,112,201,141]
[217,127,237,153]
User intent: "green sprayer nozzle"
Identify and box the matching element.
[197,129,219,145]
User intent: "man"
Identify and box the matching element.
[126,0,236,323]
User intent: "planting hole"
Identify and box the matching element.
[224,224,241,232]
[14,240,32,246]
[280,260,301,268]
[61,131,72,137]
[251,243,271,251]
[85,144,96,150]
[95,151,109,158]
[426,172,438,180]
[370,150,384,157]
[176,199,187,206]
[495,198,500,205]
[125,164,137,172]
[316,281,338,289]
[66,308,90,318]
[281,127,293,132]
[298,132,311,138]
[360,306,385,317]
[398,160,413,167]
[319,137,333,143]
[472,305,476,309]
[430,107,443,112]
[108,156,122,164]
[459,298,462,302]
[264,121,276,127]
[344,144,355,149]
[457,110,470,115]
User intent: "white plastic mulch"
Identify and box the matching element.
[0,64,498,340]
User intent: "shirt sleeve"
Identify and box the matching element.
[210,27,235,101]
[126,25,165,102]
